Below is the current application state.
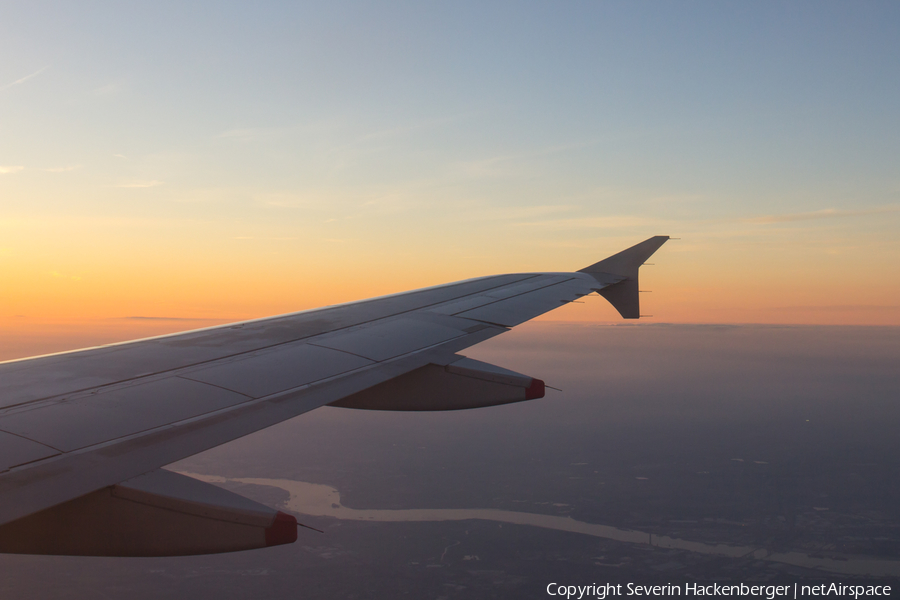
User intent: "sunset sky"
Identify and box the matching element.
[2,1,899,352]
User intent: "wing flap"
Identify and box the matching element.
[0,432,59,473]
[182,343,373,398]
[309,317,467,362]
[0,378,249,452]
[454,276,597,327]
[427,274,574,316]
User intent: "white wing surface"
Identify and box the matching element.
[0,236,668,556]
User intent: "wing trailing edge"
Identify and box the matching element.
[579,235,670,319]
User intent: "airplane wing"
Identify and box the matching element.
[0,236,668,556]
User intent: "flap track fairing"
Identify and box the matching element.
[329,356,545,411]
[0,469,297,557]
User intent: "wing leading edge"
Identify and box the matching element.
[0,236,668,555]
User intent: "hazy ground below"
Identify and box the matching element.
[1,322,898,598]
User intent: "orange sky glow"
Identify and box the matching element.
[3,3,899,360]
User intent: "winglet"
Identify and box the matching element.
[578,236,669,319]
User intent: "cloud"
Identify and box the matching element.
[766,305,899,312]
[453,139,602,179]
[0,66,49,91]
[324,112,477,152]
[123,316,220,322]
[0,166,24,174]
[110,180,163,188]
[253,192,316,208]
[42,166,80,172]
[216,117,348,142]
[463,204,579,222]
[92,82,121,96]
[217,127,289,141]
[745,206,900,224]
[509,215,662,230]
[49,270,81,281]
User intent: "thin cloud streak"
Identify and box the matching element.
[109,181,164,188]
[510,215,663,230]
[49,271,81,281]
[765,305,899,312]
[92,82,121,96]
[123,316,221,322]
[217,127,290,141]
[746,206,900,224]
[460,204,580,222]
[453,139,603,179]
[346,112,476,145]
[0,166,25,174]
[0,66,50,91]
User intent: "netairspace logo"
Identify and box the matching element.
[545,582,892,600]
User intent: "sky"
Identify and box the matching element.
[2,1,899,344]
